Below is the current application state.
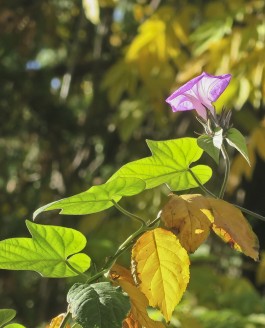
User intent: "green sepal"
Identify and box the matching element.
[197,134,221,165]
[67,282,130,328]
[226,128,250,165]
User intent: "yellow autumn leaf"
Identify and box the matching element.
[110,264,165,328]
[208,198,259,261]
[131,228,190,322]
[161,194,211,253]
[46,313,70,328]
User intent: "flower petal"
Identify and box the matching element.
[166,72,231,119]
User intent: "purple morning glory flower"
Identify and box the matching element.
[166,72,232,120]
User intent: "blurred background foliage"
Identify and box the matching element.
[0,0,264,326]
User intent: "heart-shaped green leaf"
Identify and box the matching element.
[67,282,130,328]
[33,177,145,217]
[0,221,91,278]
[109,138,212,191]
[0,309,16,327]
[226,128,250,165]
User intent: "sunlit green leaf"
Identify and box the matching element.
[0,309,16,327]
[33,177,145,217]
[4,324,26,328]
[109,138,212,191]
[0,221,91,278]
[67,282,130,328]
[226,128,250,165]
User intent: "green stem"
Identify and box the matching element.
[219,144,230,199]
[59,311,71,328]
[85,211,161,285]
[85,228,145,285]
[188,169,217,198]
[189,169,265,223]
[66,261,90,280]
[235,205,265,222]
[112,200,146,226]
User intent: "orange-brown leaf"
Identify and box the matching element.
[123,311,141,328]
[131,228,190,322]
[208,198,259,261]
[46,313,70,328]
[161,194,259,260]
[110,264,165,328]
[161,194,211,252]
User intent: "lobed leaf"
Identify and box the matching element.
[131,228,190,322]
[33,177,146,218]
[67,282,130,328]
[161,194,211,253]
[109,138,212,191]
[0,221,91,278]
[110,264,165,328]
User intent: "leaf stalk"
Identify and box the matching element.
[219,144,230,198]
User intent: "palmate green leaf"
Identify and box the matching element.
[197,129,223,164]
[0,309,16,327]
[0,221,91,278]
[33,177,145,217]
[109,138,212,191]
[226,128,250,165]
[67,282,130,328]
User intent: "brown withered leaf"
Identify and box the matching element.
[122,312,142,328]
[122,311,141,328]
[161,194,211,252]
[208,198,259,261]
[46,313,70,328]
[161,194,259,261]
[110,264,165,328]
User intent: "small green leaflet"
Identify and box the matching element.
[67,282,130,328]
[109,138,212,191]
[226,128,250,165]
[197,128,223,164]
[0,221,91,278]
[0,309,16,327]
[33,177,145,217]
